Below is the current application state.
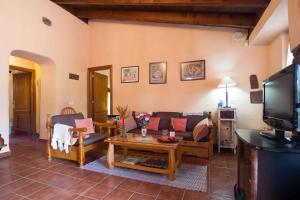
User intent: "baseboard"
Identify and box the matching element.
[0,151,11,158]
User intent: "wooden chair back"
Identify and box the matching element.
[60,107,77,115]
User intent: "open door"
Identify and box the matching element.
[13,73,32,135]
[88,66,113,122]
[92,72,108,122]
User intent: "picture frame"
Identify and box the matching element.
[149,62,167,84]
[180,60,205,81]
[121,66,139,83]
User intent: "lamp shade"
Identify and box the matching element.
[218,77,236,88]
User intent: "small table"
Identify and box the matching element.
[104,133,182,181]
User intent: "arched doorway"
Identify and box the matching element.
[9,50,56,140]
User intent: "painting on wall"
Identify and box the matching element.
[149,62,167,84]
[121,66,139,83]
[180,60,205,81]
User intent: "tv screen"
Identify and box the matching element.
[263,64,297,131]
[264,73,294,120]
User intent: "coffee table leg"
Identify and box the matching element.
[168,149,175,181]
[107,143,114,169]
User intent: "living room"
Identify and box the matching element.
[0,0,299,199]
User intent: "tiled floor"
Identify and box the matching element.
[0,136,237,200]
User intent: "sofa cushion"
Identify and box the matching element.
[153,112,182,130]
[193,124,209,142]
[52,113,84,127]
[185,115,208,131]
[74,133,106,146]
[171,118,187,132]
[147,117,160,131]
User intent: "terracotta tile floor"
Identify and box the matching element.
[0,136,237,200]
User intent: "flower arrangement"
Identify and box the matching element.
[116,105,130,125]
[135,112,151,128]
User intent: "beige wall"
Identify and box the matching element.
[289,0,300,50]
[89,21,270,129]
[269,32,289,74]
[0,0,89,153]
[9,56,41,134]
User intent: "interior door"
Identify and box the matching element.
[13,73,31,135]
[93,72,108,122]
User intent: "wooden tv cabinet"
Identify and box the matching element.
[235,129,300,200]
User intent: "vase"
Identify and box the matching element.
[141,126,147,137]
[120,123,127,138]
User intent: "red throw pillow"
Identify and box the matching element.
[75,118,94,138]
[171,118,187,132]
[147,117,160,131]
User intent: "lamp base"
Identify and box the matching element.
[223,106,231,108]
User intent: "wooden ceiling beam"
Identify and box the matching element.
[74,9,256,28]
[52,0,270,8]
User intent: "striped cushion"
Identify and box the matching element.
[117,116,137,133]
[193,123,209,142]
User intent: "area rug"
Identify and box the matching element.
[84,156,207,192]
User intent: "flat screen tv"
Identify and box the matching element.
[262,63,300,140]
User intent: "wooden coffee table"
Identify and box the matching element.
[104,133,182,181]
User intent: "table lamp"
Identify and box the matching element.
[218,77,236,108]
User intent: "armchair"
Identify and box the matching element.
[46,107,116,166]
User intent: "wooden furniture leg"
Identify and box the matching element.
[168,149,176,181]
[107,143,114,169]
[78,132,85,167]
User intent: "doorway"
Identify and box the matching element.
[88,66,113,122]
[9,65,36,137]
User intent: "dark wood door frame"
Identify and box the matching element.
[9,65,37,136]
[87,65,113,118]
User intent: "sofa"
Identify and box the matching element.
[127,111,214,159]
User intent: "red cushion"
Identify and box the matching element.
[171,118,187,132]
[75,118,95,137]
[146,117,160,131]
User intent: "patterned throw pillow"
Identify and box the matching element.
[74,118,95,138]
[171,118,187,132]
[193,123,209,142]
[147,117,160,131]
[117,115,137,133]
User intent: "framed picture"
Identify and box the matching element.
[121,66,139,83]
[149,62,167,84]
[180,60,205,81]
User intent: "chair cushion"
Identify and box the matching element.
[52,113,84,127]
[75,118,95,136]
[74,133,106,147]
[153,112,182,130]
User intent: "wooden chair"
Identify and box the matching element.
[46,107,117,167]
[60,107,77,115]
